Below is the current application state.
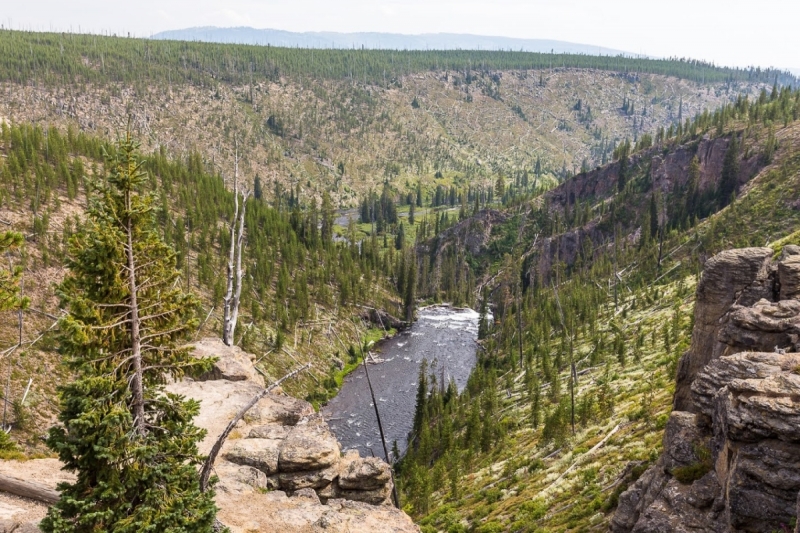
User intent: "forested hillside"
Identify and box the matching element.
[0,121,417,454]
[399,86,800,531]
[0,30,788,207]
[2,27,800,532]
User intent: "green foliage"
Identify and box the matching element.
[718,134,740,208]
[0,430,18,453]
[41,134,218,533]
[0,30,793,88]
[0,231,29,312]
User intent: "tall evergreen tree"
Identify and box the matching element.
[718,134,740,208]
[320,191,335,246]
[42,134,218,533]
[405,256,416,322]
[0,231,28,312]
[395,222,405,250]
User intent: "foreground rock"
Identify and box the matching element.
[612,247,800,533]
[168,341,415,532]
[0,340,417,533]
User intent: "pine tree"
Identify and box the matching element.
[253,175,263,200]
[404,256,416,322]
[495,175,505,200]
[648,194,659,240]
[320,191,335,246]
[395,222,405,250]
[718,134,740,208]
[42,134,218,533]
[0,231,28,312]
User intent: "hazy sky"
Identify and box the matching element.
[3,1,799,70]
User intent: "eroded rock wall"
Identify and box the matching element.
[612,246,800,533]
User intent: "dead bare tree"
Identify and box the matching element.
[222,138,249,347]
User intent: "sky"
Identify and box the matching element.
[3,0,799,71]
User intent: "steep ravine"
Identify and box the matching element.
[611,246,800,533]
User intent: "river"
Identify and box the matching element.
[321,306,481,460]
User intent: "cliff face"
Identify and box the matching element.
[529,135,764,284]
[611,246,800,533]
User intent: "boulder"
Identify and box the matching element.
[193,337,265,386]
[292,488,321,505]
[674,248,773,411]
[0,521,40,533]
[719,299,800,353]
[214,461,269,492]
[278,417,340,473]
[246,394,314,426]
[338,455,392,491]
[617,350,800,532]
[338,483,394,506]
[278,465,339,491]
[779,254,800,300]
[248,424,291,440]
[722,440,800,532]
[692,352,800,419]
[223,438,282,475]
[660,412,709,473]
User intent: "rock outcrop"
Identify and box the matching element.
[171,341,414,533]
[0,340,416,533]
[611,247,800,533]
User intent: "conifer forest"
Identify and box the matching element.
[1,23,800,533]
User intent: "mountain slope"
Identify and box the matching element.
[400,89,800,532]
[152,27,632,56]
[0,30,790,206]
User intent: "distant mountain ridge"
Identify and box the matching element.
[151,26,634,56]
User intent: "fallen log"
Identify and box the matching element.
[0,473,59,504]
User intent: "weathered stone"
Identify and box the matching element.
[291,487,321,504]
[674,247,773,411]
[278,417,340,472]
[779,255,800,300]
[719,299,800,353]
[692,352,800,419]
[724,440,800,531]
[247,424,290,440]
[278,465,338,491]
[338,482,393,506]
[246,394,314,426]
[193,337,265,386]
[223,438,282,475]
[338,456,392,491]
[0,521,41,533]
[661,412,708,473]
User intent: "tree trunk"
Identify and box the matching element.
[222,183,238,347]
[126,201,145,432]
[228,190,247,345]
[0,473,59,504]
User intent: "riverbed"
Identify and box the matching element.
[321,306,481,460]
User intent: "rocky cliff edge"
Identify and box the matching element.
[0,337,418,533]
[611,246,800,533]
